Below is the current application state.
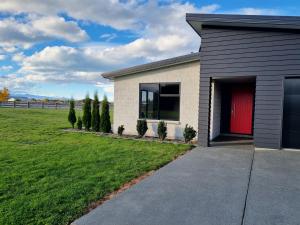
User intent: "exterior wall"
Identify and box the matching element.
[113,61,200,140]
[199,27,300,149]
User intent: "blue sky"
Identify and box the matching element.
[0,0,299,101]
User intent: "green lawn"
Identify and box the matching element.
[0,108,191,225]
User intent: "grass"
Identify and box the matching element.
[0,108,191,225]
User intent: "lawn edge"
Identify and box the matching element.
[74,144,195,223]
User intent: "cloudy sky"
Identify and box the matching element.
[0,0,299,100]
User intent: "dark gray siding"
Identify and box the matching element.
[199,27,300,149]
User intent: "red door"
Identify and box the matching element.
[230,87,254,135]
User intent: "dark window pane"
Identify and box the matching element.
[139,83,180,121]
[147,91,159,119]
[141,91,147,103]
[160,83,179,94]
[159,96,179,121]
[139,84,159,119]
[140,84,159,92]
[140,91,147,118]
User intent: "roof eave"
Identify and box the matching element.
[186,13,300,35]
[102,53,200,79]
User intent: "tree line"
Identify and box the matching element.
[68,92,111,133]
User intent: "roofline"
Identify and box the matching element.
[186,13,300,33]
[102,52,200,79]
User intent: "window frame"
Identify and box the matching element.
[139,82,181,121]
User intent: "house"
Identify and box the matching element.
[102,53,200,139]
[7,98,16,102]
[103,14,300,150]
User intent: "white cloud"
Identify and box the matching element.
[12,52,25,62]
[0,73,33,91]
[0,0,141,30]
[0,55,6,60]
[0,1,218,32]
[0,65,13,71]
[229,7,281,15]
[0,15,88,52]
[96,82,114,94]
[31,16,88,42]
[15,46,111,87]
[100,33,118,42]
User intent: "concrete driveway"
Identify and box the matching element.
[72,146,300,225]
[244,150,300,225]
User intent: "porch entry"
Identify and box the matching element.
[209,78,255,145]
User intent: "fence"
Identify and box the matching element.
[0,101,82,109]
[0,101,113,110]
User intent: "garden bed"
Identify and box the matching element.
[63,128,198,145]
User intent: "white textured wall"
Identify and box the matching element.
[113,61,200,140]
[210,81,221,140]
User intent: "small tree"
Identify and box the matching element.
[183,124,197,143]
[77,116,83,130]
[118,125,125,136]
[82,94,92,131]
[100,95,111,133]
[92,92,100,132]
[157,121,167,141]
[68,98,76,128]
[0,87,9,101]
[136,119,148,137]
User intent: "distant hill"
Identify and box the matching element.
[10,93,66,101]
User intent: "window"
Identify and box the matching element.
[139,83,180,121]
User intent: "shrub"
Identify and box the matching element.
[92,92,100,132]
[157,121,167,141]
[117,125,125,136]
[82,94,92,131]
[100,95,111,133]
[136,119,148,137]
[68,98,76,128]
[77,116,83,130]
[183,124,197,143]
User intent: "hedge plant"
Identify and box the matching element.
[100,95,111,133]
[157,121,167,141]
[68,98,76,128]
[136,119,148,137]
[117,125,125,136]
[82,94,91,131]
[92,92,100,132]
[77,116,82,130]
[183,124,197,143]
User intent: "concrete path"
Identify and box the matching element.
[243,150,300,225]
[73,146,254,225]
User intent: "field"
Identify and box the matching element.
[0,108,191,225]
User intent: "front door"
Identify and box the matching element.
[230,86,254,135]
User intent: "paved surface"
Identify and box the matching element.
[244,150,300,225]
[73,146,254,225]
[72,146,300,225]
